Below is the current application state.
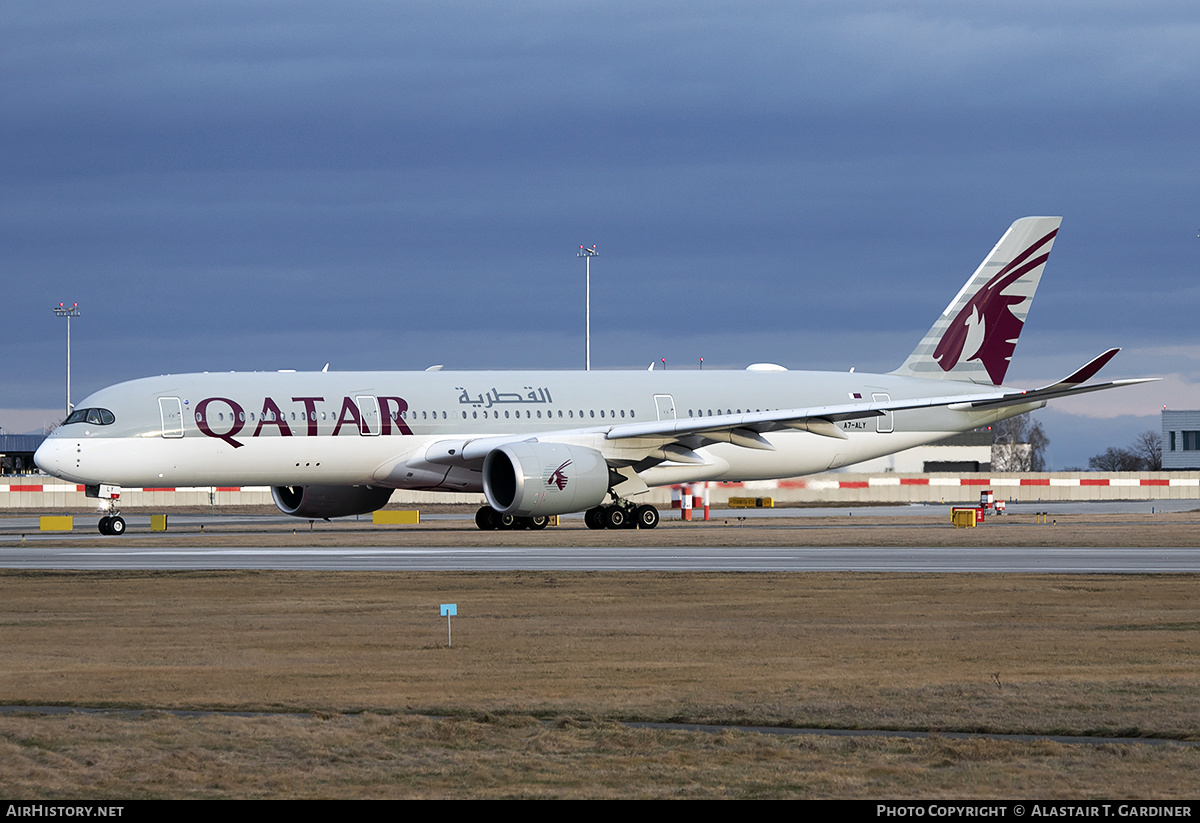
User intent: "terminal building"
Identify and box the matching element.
[0,434,44,475]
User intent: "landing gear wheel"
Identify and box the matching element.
[584,507,606,530]
[604,506,627,529]
[475,506,500,531]
[498,513,517,530]
[635,505,660,529]
[529,515,549,530]
[98,515,126,535]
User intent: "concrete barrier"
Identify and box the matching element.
[3,471,1198,510]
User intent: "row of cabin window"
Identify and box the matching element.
[688,409,765,417]
[197,409,639,423]
[462,409,636,420]
[200,411,325,422]
[197,410,450,423]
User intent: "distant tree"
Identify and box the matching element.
[992,413,1049,472]
[1087,430,1163,471]
[1131,430,1163,471]
[1087,446,1145,472]
[1026,419,1050,472]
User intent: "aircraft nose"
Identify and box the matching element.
[34,437,63,475]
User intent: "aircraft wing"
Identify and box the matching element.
[420,351,1154,467]
[609,349,1156,447]
[422,394,980,465]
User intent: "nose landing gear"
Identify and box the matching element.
[85,484,127,536]
[98,513,126,535]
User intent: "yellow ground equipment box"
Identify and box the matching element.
[951,508,977,528]
[372,510,420,525]
[39,516,73,531]
[728,497,774,508]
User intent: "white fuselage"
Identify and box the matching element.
[35,368,1030,493]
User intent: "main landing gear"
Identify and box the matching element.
[475,506,550,531]
[584,502,659,530]
[473,503,661,530]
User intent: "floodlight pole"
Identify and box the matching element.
[578,245,598,371]
[53,303,80,416]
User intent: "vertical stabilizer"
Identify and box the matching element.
[892,216,1061,386]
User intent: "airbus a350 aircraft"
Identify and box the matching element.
[36,217,1152,534]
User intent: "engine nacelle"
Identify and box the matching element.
[483,442,610,517]
[271,484,394,519]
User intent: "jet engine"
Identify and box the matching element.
[271,484,394,519]
[483,442,610,517]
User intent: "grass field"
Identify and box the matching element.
[1,564,1198,798]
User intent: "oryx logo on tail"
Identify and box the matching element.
[933,227,1057,385]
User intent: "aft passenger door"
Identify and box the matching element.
[872,393,893,434]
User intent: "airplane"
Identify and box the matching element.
[35,217,1153,535]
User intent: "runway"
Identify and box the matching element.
[3,543,1200,572]
[4,502,1199,571]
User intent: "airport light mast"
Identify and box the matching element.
[578,245,598,371]
[53,302,80,416]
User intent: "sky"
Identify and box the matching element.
[2,1,1198,468]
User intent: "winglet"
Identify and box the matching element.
[946,349,1158,410]
[1048,348,1119,389]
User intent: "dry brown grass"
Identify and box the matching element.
[0,569,1198,797]
[2,711,1196,799]
[0,571,1195,732]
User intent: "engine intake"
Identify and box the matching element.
[271,484,394,519]
[483,442,610,517]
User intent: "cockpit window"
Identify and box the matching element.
[64,408,116,426]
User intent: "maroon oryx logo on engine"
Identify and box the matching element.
[932,228,1057,385]
[548,460,572,491]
